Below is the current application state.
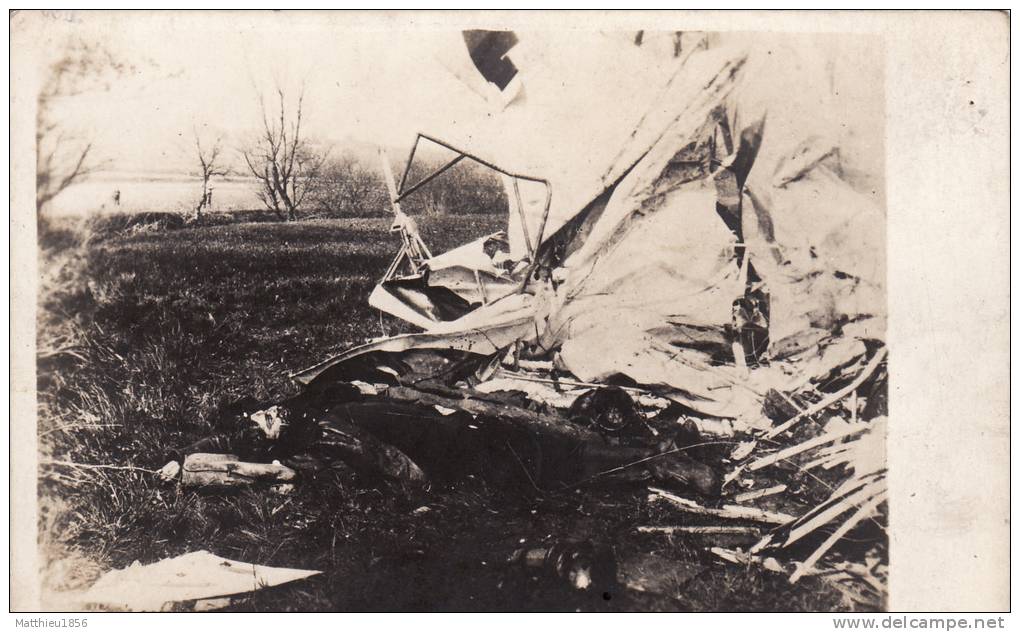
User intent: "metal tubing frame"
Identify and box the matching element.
[394,133,553,291]
[394,154,467,203]
[511,177,535,259]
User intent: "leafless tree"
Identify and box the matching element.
[241,86,326,221]
[36,38,133,215]
[192,131,229,219]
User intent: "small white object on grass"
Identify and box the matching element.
[157,460,180,482]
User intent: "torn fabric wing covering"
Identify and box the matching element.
[294,292,538,384]
[367,232,520,330]
[424,233,521,305]
[300,33,885,419]
[425,30,703,258]
[74,551,319,611]
[547,35,884,416]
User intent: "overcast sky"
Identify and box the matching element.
[18,11,486,175]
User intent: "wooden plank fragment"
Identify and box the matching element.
[790,490,888,583]
[746,424,868,472]
[649,486,796,525]
[730,484,787,503]
[764,348,887,440]
[782,478,885,547]
[638,525,760,535]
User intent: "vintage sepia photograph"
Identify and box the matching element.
[8,9,1008,615]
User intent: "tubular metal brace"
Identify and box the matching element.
[378,133,552,290]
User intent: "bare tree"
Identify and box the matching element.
[192,131,229,219]
[36,38,133,215]
[241,86,326,221]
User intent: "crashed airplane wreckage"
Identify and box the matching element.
[295,30,885,418]
[162,32,888,605]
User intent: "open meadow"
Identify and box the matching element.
[35,210,853,612]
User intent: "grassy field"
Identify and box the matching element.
[36,210,852,612]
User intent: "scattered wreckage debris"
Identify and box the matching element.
[636,525,760,536]
[76,331,885,607]
[385,29,888,607]
[148,341,886,605]
[60,32,887,609]
[648,487,797,525]
[687,402,887,608]
[730,484,787,503]
[65,551,319,612]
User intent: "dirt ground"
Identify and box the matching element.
[36,210,864,612]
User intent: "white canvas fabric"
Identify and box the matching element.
[73,551,319,611]
[422,31,693,258]
[313,33,886,419]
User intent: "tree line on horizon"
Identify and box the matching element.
[35,37,508,223]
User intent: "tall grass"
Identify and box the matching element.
[34,210,849,612]
[36,211,501,589]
